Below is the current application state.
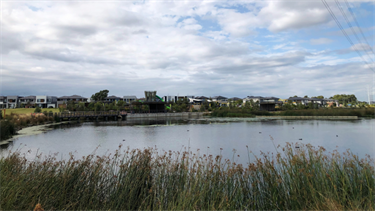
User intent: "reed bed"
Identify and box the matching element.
[1,143,374,210]
[0,113,53,140]
[211,108,271,117]
[279,108,375,117]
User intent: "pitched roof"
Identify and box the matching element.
[228,97,241,101]
[247,96,263,98]
[212,96,228,99]
[195,96,209,99]
[58,95,87,99]
[20,96,36,99]
[104,95,122,99]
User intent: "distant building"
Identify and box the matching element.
[19,96,36,108]
[211,96,228,102]
[123,96,137,104]
[6,96,23,108]
[36,96,57,108]
[104,95,122,103]
[0,96,7,108]
[57,95,88,107]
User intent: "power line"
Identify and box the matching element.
[344,0,375,55]
[321,0,374,72]
[335,0,374,63]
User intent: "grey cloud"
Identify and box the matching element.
[57,24,98,37]
[132,29,148,34]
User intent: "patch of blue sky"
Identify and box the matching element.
[27,5,42,12]
[195,16,221,33]
[214,3,251,13]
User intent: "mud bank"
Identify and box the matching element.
[0,122,72,146]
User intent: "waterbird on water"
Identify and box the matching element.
[123,139,125,141]
[299,138,302,140]
[336,135,338,137]
[259,132,261,134]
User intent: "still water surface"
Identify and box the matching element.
[1,117,374,164]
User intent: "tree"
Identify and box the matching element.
[117,101,125,109]
[34,106,42,113]
[330,94,357,105]
[91,90,109,102]
[303,95,309,98]
[94,102,103,111]
[77,102,86,111]
[67,101,76,111]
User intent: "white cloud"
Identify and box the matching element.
[310,38,334,45]
[1,1,373,101]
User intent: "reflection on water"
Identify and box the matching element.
[1,117,374,165]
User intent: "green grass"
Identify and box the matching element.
[2,108,60,116]
[278,108,375,117]
[210,108,271,117]
[0,113,54,140]
[210,108,375,118]
[1,143,374,210]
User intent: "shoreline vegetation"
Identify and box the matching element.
[1,107,374,141]
[210,108,375,118]
[0,113,56,141]
[1,143,374,210]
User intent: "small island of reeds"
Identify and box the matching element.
[1,143,374,210]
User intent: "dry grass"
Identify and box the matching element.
[1,143,374,210]
[0,113,54,140]
[2,108,59,117]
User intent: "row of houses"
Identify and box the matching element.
[0,93,339,111]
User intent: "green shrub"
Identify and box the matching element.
[34,106,42,113]
[0,120,16,140]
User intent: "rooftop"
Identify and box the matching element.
[58,95,87,99]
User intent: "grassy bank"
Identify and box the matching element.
[1,143,373,210]
[210,108,271,117]
[210,108,375,118]
[0,113,54,140]
[2,108,59,117]
[278,108,375,117]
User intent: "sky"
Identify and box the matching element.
[1,0,375,101]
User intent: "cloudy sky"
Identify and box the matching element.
[1,0,374,100]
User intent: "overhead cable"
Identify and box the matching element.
[335,0,374,62]
[321,0,374,72]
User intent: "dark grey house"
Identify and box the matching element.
[211,96,228,101]
[19,96,36,108]
[57,95,88,107]
[104,95,123,103]
[0,96,7,108]
[6,96,23,108]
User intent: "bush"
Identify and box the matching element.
[34,106,42,113]
[0,120,16,140]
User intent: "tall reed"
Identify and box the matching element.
[1,143,374,210]
[0,113,54,140]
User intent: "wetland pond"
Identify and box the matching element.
[1,117,374,165]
